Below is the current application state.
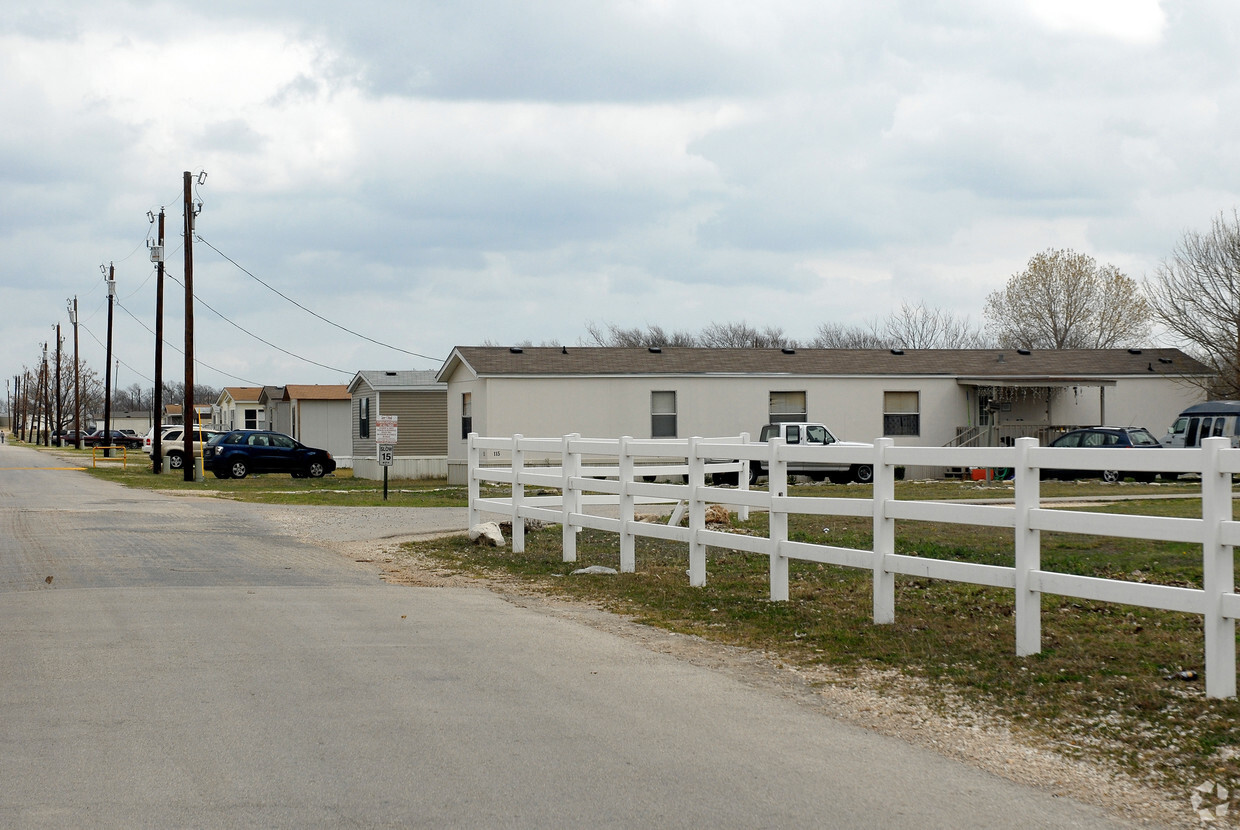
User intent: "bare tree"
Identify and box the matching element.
[583,321,697,348]
[984,248,1150,349]
[809,321,887,349]
[1146,210,1240,397]
[698,321,796,349]
[881,301,991,349]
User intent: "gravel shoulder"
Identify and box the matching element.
[250,503,1193,828]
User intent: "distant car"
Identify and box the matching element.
[82,428,144,449]
[148,426,223,471]
[204,430,336,479]
[1041,427,1164,483]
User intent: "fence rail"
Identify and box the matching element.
[467,432,1238,699]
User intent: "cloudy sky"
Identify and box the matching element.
[2,0,1238,392]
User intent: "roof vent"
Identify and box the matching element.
[997,353,1005,363]
[890,348,904,355]
[1128,348,1143,355]
[385,371,397,376]
[509,347,524,354]
[782,348,796,355]
[648,346,662,353]
[561,346,568,354]
[1158,357,1173,364]
[1017,348,1031,355]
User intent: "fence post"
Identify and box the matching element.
[768,436,788,602]
[619,436,635,573]
[511,434,525,554]
[467,432,480,529]
[871,437,895,624]
[561,433,580,563]
[1202,437,1236,699]
[688,436,707,586]
[1014,436,1041,656]
[738,431,750,522]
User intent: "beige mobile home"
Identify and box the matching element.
[348,370,447,480]
[436,346,1211,483]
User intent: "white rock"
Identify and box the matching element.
[468,522,505,546]
[571,565,618,575]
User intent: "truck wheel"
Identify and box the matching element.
[852,464,874,484]
[748,465,760,485]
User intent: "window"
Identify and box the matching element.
[461,392,473,439]
[651,391,677,438]
[883,391,920,436]
[769,391,806,424]
[359,396,370,438]
[244,408,258,430]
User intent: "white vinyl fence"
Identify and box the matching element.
[467,433,1240,699]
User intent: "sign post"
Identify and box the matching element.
[376,416,397,501]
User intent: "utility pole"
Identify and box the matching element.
[152,208,165,473]
[68,297,80,449]
[103,264,116,458]
[182,172,197,481]
[41,342,50,445]
[54,324,62,446]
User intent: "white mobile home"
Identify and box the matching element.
[436,346,1212,483]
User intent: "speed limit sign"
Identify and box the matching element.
[378,444,395,466]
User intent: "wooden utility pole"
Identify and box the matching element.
[69,297,80,448]
[153,209,166,472]
[182,172,196,481]
[103,263,116,458]
[54,324,62,446]
[41,343,50,446]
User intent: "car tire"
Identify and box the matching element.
[748,464,760,485]
[1101,469,1120,483]
[852,464,874,484]
[307,462,326,478]
[167,451,184,470]
[229,459,248,479]
[212,470,230,479]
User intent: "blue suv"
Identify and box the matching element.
[205,430,336,479]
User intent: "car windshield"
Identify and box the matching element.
[1128,429,1160,446]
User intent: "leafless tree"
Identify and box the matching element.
[582,321,697,348]
[809,321,887,349]
[1146,210,1240,397]
[984,248,1150,349]
[880,301,991,349]
[698,321,796,349]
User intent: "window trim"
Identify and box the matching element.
[651,390,677,438]
[883,390,921,437]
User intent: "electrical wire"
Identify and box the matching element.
[78,322,155,385]
[194,235,441,363]
[163,272,352,376]
[113,300,266,386]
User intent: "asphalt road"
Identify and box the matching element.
[0,442,1137,828]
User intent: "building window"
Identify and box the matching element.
[359,396,370,438]
[769,391,807,424]
[461,392,472,439]
[244,408,258,430]
[651,391,677,438]
[883,391,920,436]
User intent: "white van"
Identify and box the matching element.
[1163,401,1240,448]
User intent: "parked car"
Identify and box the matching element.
[204,430,336,479]
[148,426,222,471]
[82,428,144,449]
[1041,426,1164,483]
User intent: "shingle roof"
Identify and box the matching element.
[349,370,444,393]
[283,384,350,401]
[442,346,1213,380]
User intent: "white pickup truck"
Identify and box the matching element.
[743,422,874,484]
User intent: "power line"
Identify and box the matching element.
[195,234,441,363]
[162,271,352,376]
[113,300,265,386]
[79,322,154,385]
